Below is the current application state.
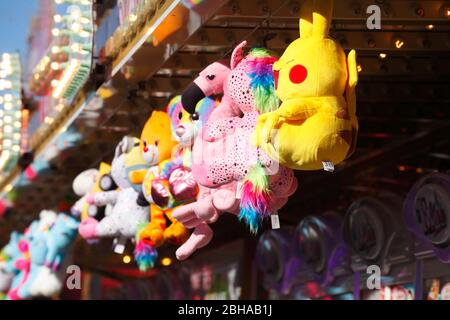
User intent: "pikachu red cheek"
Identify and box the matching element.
[289,64,308,84]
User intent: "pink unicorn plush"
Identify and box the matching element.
[173,41,298,260]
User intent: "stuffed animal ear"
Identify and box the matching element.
[299,0,313,38]
[167,95,182,117]
[312,0,332,39]
[167,96,183,130]
[230,41,247,70]
[122,136,136,154]
[116,136,136,158]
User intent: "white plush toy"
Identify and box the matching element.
[78,137,150,254]
[71,169,99,218]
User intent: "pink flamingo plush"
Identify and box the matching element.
[173,41,297,260]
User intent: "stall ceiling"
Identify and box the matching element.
[1,0,449,273]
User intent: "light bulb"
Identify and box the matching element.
[394,39,405,49]
[123,255,131,264]
[161,257,172,266]
[54,14,62,23]
[51,62,60,70]
[51,46,61,54]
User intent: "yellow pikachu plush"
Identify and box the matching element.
[254,0,358,171]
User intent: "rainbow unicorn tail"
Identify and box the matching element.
[239,163,271,234]
[134,224,158,272]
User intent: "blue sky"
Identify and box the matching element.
[0,1,38,61]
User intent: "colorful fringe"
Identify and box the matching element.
[134,224,158,272]
[239,163,271,234]
[246,48,280,114]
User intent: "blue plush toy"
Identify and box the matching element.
[17,224,49,299]
[0,232,23,298]
[29,213,79,298]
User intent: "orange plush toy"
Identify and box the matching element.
[134,110,190,271]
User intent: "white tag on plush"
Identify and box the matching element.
[114,243,125,254]
[113,237,126,254]
[271,213,280,229]
[236,180,244,199]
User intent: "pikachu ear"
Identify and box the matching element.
[299,0,313,38]
[230,41,247,70]
[312,0,333,39]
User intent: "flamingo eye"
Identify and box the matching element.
[191,112,199,121]
[289,64,308,84]
[206,74,215,80]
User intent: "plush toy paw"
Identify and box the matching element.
[175,223,213,261]
[78,217,98,239]
[172,202,201,227]
[195,197,217,221]
[86,194,96,205]
[254,113,274,146]
[163,222,189,245]
[139,223,165,247]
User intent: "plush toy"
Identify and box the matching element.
[173,42,297,260]
[5,224,38,300]
[254,0,358,171]
[78,137,150,254]
[29,213,79,298]
[0,232,23,299]
[70,168,99,218]
[132,110,185,270]
[8,210,57,300]
[134,99,217,270]
[167,95,217,167]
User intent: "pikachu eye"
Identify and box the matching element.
[178,112,183,120]
[289,64,308,84]
[155,140,158,147]
[143,140,147,147]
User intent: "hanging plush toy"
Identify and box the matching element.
[86,162,116,222]
[134,99,217,271]
[29,213,79,298]
[78,137,150,254]
[173,42,297,260]
[71,168,99,218]
[0,232,23,299]
[132,110,185,270]
[7,210,57,300]
[167,95,217,168]
[254,0,358,171]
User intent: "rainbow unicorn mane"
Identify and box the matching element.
[239,163,272,234]
[134,224,158,272]
[246,48,279,114]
